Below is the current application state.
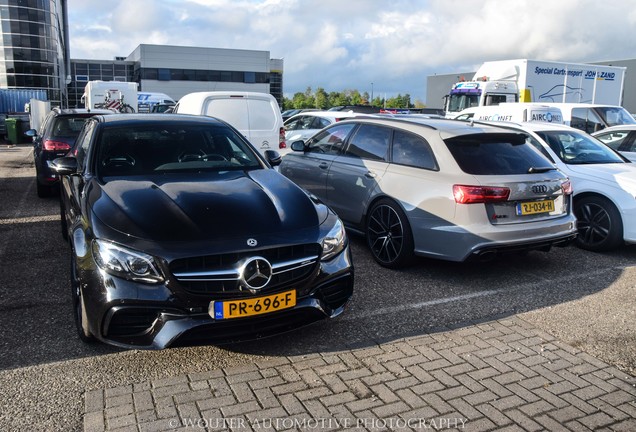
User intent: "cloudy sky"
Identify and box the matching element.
[67,0,636,104]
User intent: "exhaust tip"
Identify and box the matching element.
[476,250,497,262]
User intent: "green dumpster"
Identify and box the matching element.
[5,118,22,144]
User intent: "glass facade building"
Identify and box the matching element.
[0,0,68,106]
[0,3,283,110]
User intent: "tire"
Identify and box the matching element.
[366,198,415,268]
[70,251,95,343]
[60,198,68,241]
[574,196,623,252]
[36,181,51,198]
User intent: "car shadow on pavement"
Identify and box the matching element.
[212,236,636,361]
[1,167,635,371]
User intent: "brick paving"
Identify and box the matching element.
[83,317,636,431]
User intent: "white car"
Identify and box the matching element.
[497,122,636,251]
[592,124,636,162]
[284,111,359,144]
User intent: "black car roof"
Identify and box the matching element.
[94,113,228,126]
[52,108,112,116]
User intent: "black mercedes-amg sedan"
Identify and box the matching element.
[52,114,354,349]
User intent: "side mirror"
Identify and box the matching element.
[25,129,37,138]
[264,150,282,167]
[51,157,79,175]
[290,140,305,152]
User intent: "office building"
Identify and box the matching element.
[0,0,70,107]
[0,3,283,110]
[67,45,283,108]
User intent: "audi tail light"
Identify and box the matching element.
[453,185,510,204]
[43,139,71,151]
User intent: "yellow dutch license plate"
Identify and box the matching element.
[211,290,296,320]
[516,199,555,215]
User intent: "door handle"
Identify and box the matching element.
[319,162,329,169]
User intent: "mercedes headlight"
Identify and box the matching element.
[92,239,164,283]
[321,218,347,261]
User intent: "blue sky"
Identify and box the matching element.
[67,0,636,104]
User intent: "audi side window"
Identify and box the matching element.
[306,124,356,155]
[392,130,438,170]
[345,124,392,161]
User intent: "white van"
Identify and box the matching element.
[454,103,564,124]
[538,103,636,134]
[174,91,286,156]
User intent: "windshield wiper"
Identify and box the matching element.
[527,166,557,173]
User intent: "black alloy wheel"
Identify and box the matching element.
[574,196,623,252]
[366,199,414,268]
[60,199,68,241]
[36,180,51,198]
[70,250,95,342]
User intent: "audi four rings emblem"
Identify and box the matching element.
[239,257,272,291]
[247,238,257,247]
[531,185,548,194]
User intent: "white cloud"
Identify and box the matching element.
[67,0,636,102]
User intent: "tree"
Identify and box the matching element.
[282,97,292,110]
[283,88,415,110]
[315,87,329,109]
[348,89,363,105]
[291,92,307,109]
[385,93,413,108]
[328,91,349,107]
[413,98,426,108]
[371,96,384,107]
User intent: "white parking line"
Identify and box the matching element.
[0,144,39,259]
[0,214,60,225]
[343,289,504,320]
[343,264,635,321]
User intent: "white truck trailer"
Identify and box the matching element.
[444,59,627,117]
[82,81,138,113]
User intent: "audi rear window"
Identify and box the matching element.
[445,133,553,175]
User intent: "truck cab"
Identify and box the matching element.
[445,78,518,118]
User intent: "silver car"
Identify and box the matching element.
[280,117,577,267]
[284,111,359,145]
